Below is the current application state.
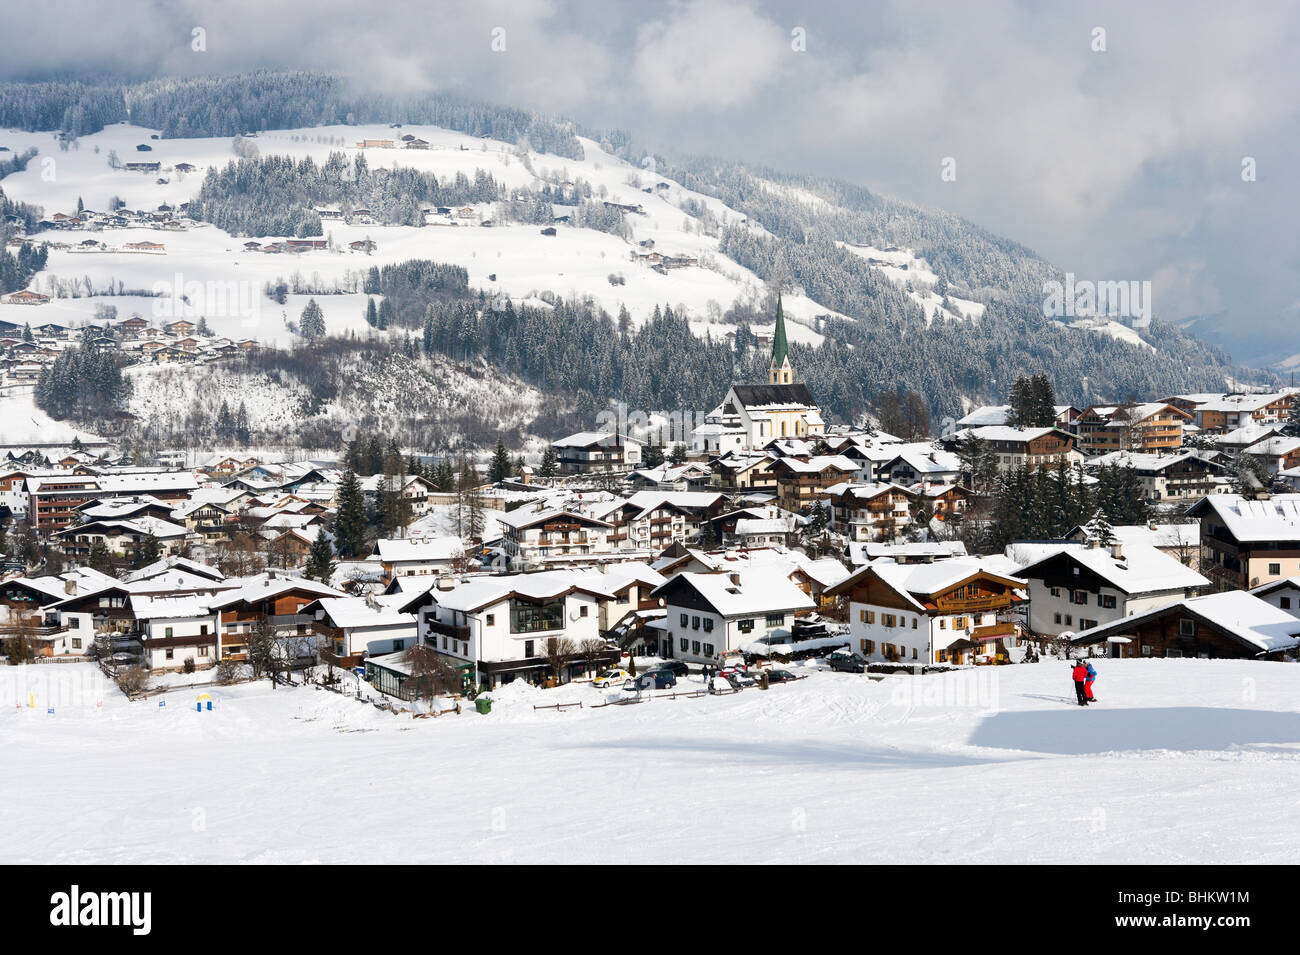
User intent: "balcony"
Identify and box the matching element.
[971,622,1016,641]
[426,619,470,640]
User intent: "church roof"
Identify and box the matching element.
[732,383,818,408]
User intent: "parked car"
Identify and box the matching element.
[655,660,689,678]
[826,651,866,673]
[718,651,748,675]
[625,670,677,691]
[592,668,631,688]
[765,669,801,683]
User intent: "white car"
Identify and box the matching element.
[592,668,631,688]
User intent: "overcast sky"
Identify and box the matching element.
[3,0,1297,363]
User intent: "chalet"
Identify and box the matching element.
[768,456,860,511]
[373,536,464,579]
[1093,451,1227,502]
[124,240,165,251]
[1071,591,1300,660]
[498,507,616,564]
[823,482,914,542]
[304,594,417,665]
[2,289,50,305]
[1186,493,1300,590]
[1013,541,1208,638]
[649,569,814,665]
[173,162,198,173]
[403,138,429,149]
[348,239,377,252]
[1241,436,1300,476]
[943,426,1078,473]
[1182,392,1296,433]
[1076,403,1190,454]
[399,569,617,689]
[552,431,643,474]
[128,595,219,671]
[163,319,196,336]
[208,572,344,662]
[124,161,160,172]
[827,560,1027,665]
[1250,577,1300,617]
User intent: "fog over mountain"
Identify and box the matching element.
[1,0,1296,364]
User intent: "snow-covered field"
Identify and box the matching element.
[0,123,841,345]
[4,658,1299,864]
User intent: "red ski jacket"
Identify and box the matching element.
[1071,664,1088,682]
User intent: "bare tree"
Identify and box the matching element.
[403,642,463,703]
[539,636,579,686]
[2,611,39,665]
[578,636,610,677]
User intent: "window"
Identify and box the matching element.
[703,643,714,657]
[72,638,81,650]
[680,638,689,652]
[765,613,784,627]
[680,613,689,627]
[692,641,701,654]
[883,614,897,628]
[1100,595,1116,609]
[510,599,564,634]
[1050,587,1061,598]
[199,645,209,656]
[164,626,174,638]
[524,639,535,658]
[392,640,405,652]
[703,618,714,632]
[911,618,918,629]
[737,619,754,633]
[1179,618,1195,637]
[692,616,700,630]
[859,609,867,623]
[1071,590,1088,605]
[1080,619,1097,630]
[1054,613,1062,625]
[486,614,495,626]
[912,648,918,659]
[1282,597,1292,610]
[1269,563,1282,576]
[579,605,588,618]
[165,648,174,660]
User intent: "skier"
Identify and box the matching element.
[1085,661,1097,702]
[1071,659,1090,706]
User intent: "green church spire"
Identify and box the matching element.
[769,293,792,383]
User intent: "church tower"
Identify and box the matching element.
[769,293,794,385]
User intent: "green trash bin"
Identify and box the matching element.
[475,697,492,715]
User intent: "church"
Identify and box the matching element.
[693,296,825,454]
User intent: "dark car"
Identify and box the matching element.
[625,670,677,691]
[655,660,690,678]
[765,669,801,683]
[826,651,866,673]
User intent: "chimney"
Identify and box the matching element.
[729,572,741,586]
[1087,538,1100,549]
[1110,543,1123,560]
[64,578,77,595]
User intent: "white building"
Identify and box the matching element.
[649,569,814,665]
[1013,541,1209,638]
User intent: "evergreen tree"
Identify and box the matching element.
[538,445,558,479]
[334,469,368,557]
[135,533,162,568]
[305,526,336,583]
[489,436,511,483]
[299,297,326,339]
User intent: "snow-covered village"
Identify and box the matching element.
[0,2,1295,909]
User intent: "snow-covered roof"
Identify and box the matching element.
[1074,590,1300,654]
[208,572,344,608]
[374,536,464,563]
[128,594,215,620]
[654,569,815,618]
[1187,494,1300,542]
[1013,542,1208,595]
[306,594,415,629]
